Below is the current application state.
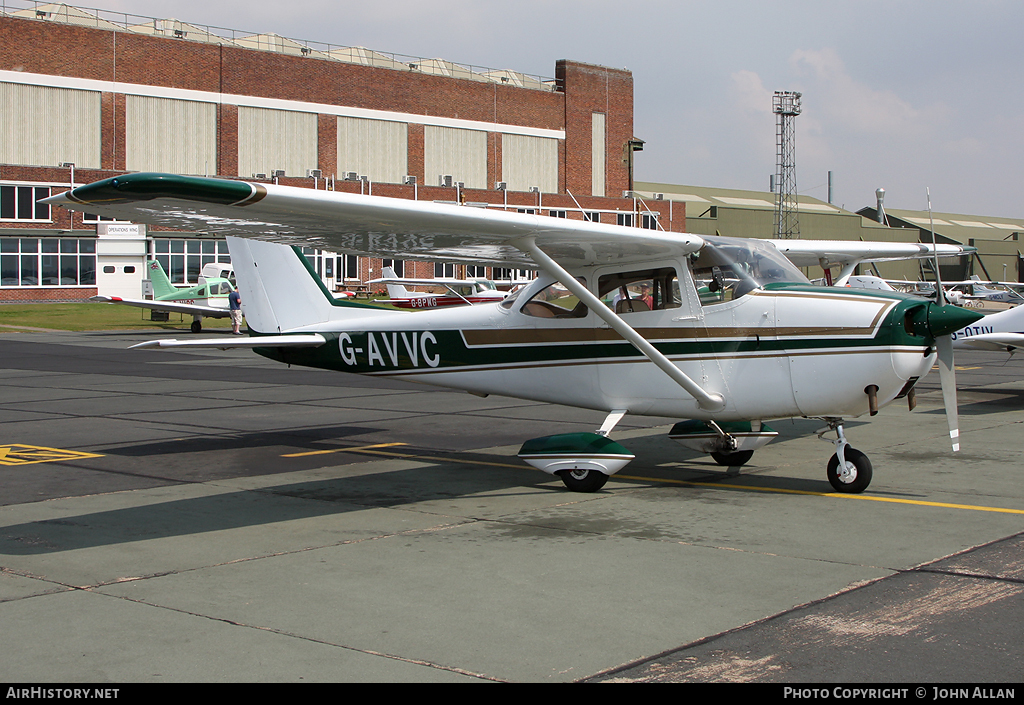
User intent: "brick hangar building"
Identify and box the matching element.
[0,2,681,302]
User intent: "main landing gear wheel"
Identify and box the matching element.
[558,468,609,493]
[826,448,873,494]
[710,449,754,466]
[190,320,202,333]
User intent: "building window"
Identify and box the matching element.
[1,237,95,286]
[83,213,128,223]
[0,185,51,222]
[466,265,486,278]
[492,268,533,283]
[153,238,230,284]
[585,212,601,223]
[434,262,456,278]
[339,255,359,280]
[382,259,405,277]
[617,213,634,227]
[548,210,566,218]
[641,213,659,230]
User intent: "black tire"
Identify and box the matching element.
[710,449,754,466]
[558,468,609,493]
[190,320,202,333]
[826,448,873,493]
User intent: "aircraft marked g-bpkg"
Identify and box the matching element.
[46,173,983,494]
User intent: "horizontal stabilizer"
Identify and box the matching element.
[90,295,229,317]
[129,334,327,350]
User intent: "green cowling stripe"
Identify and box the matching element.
[65,173,258,206]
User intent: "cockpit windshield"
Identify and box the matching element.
[690,235,809,304]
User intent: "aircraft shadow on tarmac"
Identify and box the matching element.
[0,447,845,556]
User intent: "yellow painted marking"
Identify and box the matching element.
[286,446,1024,516]
[356,449,527,470]
[616,474,1024,515]
[0,444,104,466]
[281,442,408,458]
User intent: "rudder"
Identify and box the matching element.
[145,259,177,298]
[226,237,389,333]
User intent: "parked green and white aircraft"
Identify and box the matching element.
[90,258,235,332]
[47,173,982,493]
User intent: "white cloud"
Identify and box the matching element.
[730,70,773,115]
[789,48,928,137]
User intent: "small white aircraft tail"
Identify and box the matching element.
[379,266,412,299]
[227,237,387,333]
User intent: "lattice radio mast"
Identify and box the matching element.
[772,91,802,239]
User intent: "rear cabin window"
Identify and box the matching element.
[598,267,680,314]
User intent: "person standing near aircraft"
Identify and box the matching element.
[228,288,243,334]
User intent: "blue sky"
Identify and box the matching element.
[101,0,1024,217]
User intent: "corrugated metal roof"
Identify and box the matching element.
[634,182,843,213]
[880,208,1023,243]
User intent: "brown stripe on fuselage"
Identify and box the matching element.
[463,294,896,346]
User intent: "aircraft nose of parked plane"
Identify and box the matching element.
[926,302,985,338]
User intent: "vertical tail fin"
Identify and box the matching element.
[145,259,178,299]
[380,266,412,299]
[226,237,389,333]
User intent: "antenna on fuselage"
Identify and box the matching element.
[927,188,945,306]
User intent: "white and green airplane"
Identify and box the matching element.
[47,173,983,494]
[90,258,236,333]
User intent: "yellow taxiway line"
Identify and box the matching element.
[616,474,1024,515]
[281,442,409,458]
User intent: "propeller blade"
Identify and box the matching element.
[936,334,960,452]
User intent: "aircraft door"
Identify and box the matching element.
[710,291,796,419]
[594,264,695,414]
[506,274,602,408]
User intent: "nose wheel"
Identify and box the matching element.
[818,420,873,493]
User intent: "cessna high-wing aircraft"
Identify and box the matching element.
[90,259,236,333]
[951,302,1024,353]
[947,276,1024,306]
[46,173,985,494]
[367,266,508,309]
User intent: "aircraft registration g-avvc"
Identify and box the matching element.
[46,173,984,494]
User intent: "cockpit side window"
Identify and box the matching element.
[597,267,680,314]
[519,279,589,318]
[690,235,808,305]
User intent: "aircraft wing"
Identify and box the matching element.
[955,333,1024,352]
[89,295,231,318]
[44,173,705,268]
[773,240,974,268]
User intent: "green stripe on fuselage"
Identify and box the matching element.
[254,304,932,375]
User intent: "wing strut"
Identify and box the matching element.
[514,237,726,412]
